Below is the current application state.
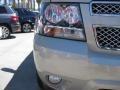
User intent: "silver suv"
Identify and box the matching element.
[33,0,120,90]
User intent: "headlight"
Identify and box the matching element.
[43,25,86,41]
[45,4,63,24]
[64,6,81,24]
[44,4,81,24]
[37,3,86,41]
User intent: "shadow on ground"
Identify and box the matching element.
[3,52,41,90]
[13,30,34,34]
[8,35,16,39]
[0,35,16,40]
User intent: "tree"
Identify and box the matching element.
[21,0,29,8]
[36,0,41,4]
[33,0,36,10]
[12,0,16,8]
[4,0,7,5]
[18,0,20,7]
[27,0,30,9]
[21,0,26,8]
[27,0,32,9]
[30,0,33,9]
[36,0,41,10]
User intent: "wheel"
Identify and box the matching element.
[36,73,54,90]
[22,23,32,33]
[0,25,10,39]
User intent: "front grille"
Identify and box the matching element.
[91,2,120,15]
[95,26,120,50]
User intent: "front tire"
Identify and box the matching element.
[22,23,32,33]
[0,25,10,39]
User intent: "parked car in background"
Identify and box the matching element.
[34,0,120,90]
[32,11,40,18]
[14,8,37,33]
[0,5,21,39]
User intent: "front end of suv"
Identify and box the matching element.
[33,0,120,90]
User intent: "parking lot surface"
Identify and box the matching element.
[0,32,40,90]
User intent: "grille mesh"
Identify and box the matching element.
[92,3,120,15]
[95,27,120,50]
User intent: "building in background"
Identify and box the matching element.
[0,0,38,10]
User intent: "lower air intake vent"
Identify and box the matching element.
[94,26,120,50]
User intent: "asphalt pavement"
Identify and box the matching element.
[0,32,41,90]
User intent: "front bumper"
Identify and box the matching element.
[33,34,120,90]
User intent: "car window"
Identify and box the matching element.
[21,9,27,15]
[6,7,15,14]
[23,9,34,15]
[0,6,7,14]
[11,8,18,15]
[14,9,24,15]
[14,8,35,16]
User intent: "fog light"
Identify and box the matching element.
[48,75,62,84]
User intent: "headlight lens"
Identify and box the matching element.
[44,4,81,24]
[64,6,80,24]
[45,4,63,24]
